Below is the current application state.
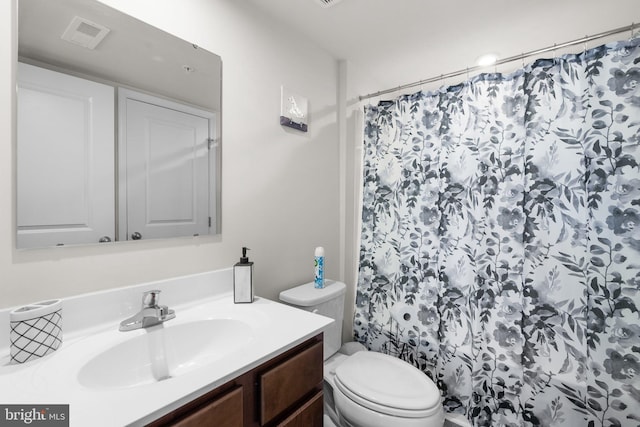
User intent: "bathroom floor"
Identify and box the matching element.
[444,414,471,427]
[323,415,466,427]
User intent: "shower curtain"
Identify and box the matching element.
[354,37,640,427]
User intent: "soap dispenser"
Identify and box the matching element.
[234,247,254,303]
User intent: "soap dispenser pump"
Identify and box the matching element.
[234,247,253,303]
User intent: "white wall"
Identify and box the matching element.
[0,0,340,309]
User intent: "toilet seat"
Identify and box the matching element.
[333,351,441,418]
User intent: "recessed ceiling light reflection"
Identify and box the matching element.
[477,53,499,67]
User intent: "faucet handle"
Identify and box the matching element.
[142,290,162,308]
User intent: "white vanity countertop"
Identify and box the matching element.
[0,269,333,426]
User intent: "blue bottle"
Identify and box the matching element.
[314,246,325,289]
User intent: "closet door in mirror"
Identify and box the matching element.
[119,89,212,241]
[17,62,115,248]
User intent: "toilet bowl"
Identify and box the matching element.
[324,349,445,427]
[279,280,445,427]
[333,351,444,427]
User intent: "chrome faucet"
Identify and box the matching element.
[119,290,176,332]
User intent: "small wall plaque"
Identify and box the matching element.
[280,86,308,132]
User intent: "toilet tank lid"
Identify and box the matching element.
[279,280,346,306]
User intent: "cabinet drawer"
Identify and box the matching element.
[276,390,323,427]
[172,386,243,427]
[259,341,323,425]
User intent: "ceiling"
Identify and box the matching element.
[19,0,222,111]
[244,0,640,99]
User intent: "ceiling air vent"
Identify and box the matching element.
[61,16,111,50]
[314,0,344,8]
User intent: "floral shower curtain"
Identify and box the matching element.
[354,37,640,427]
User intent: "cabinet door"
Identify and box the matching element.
[259,341,323,425]
[172,386,243,427]
[17,62,115,248]
[276,391,322,427]
[119,89,212,241]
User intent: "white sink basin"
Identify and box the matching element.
[1,282,334,427]
[77,319,253,389]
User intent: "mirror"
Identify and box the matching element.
[16,0,222,249]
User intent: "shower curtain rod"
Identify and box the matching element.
[358,22,640,102]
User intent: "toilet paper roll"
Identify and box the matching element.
[9,299,62,364]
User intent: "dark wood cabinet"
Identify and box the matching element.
[276,391,323,427]
[259,340,323,425]
[148,334,323,427]
[171,386,243,427]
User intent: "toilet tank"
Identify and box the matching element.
[279,280,346,360]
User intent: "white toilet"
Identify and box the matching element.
[279,280,445,427]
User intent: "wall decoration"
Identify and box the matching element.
[280,86,308,132]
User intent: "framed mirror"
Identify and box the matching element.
[16,0,222,249]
